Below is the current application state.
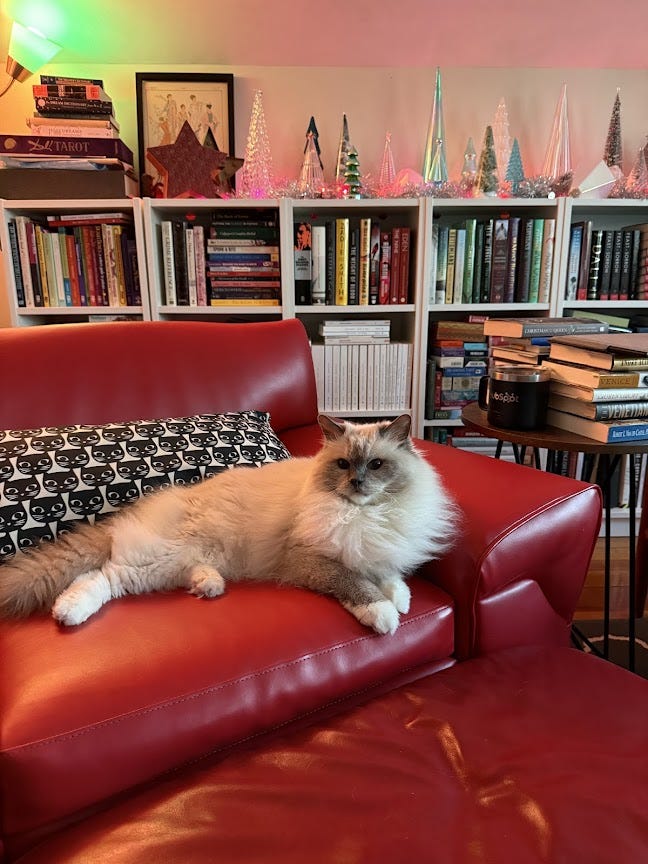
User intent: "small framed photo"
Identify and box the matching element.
[135,72,234,189]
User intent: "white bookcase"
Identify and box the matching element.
[0,198,150,326]
[2,193,648,486]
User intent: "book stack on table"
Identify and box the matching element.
[543,332,648,443]
[0,75,137,199]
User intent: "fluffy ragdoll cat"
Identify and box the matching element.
[0,414,457,635]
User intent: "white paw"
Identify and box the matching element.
[382,579,411,615]
[188,565,225,598]
[347,600,400,635]
[52,592,98,626]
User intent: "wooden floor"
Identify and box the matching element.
[575,536,640,621]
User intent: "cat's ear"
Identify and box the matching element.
[380,414,411,444]
[318,414,346,441]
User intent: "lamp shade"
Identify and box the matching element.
[6,21,61,83]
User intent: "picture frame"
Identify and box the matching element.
[135,72,235,190]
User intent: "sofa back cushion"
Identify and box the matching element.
[0,319,319,434]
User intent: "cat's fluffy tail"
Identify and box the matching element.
[0,521,112,618]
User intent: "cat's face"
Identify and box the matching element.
[315,415,413,505]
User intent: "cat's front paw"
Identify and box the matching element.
[347,600,399,635]
[188,565,225,598]
[52,592,98,626]
[381,579,411,614]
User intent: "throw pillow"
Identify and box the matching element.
[0,410,290,562]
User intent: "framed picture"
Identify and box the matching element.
[135,72,234,190]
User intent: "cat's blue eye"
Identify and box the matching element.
[337,459,350,469]
[368,459,383,470]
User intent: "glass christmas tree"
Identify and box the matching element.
[305,116,323,170]
[475,125,498,196]
[335,114,351,183]
[505,137,525,194]
[297,132,325,196]
[603,89,622,170]
[542,84,572,180]
[422,67,448,183]
[344,145,362,198]
[379,131,396,190]
[238,89,273,198]
[461,137,478,184]
[428,138,448,186]
[492,98,512,183]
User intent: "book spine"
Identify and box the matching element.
[538,219,555,304]
[629,229,642,300]
[609,230,623,300]
[399,226,411,303]
[7,222,26,307]
[445,228,457,305]
[93,224,109,305]
[527,218,545,303]
[587,229,604,300]
[72,227,88,306]
[435,225,449,305]
[378,230,391,304]
[390,227,402,304]
[576,221,593,301]
[172,221,189,305]
[34,225,51,306]
[619,229,634,300]
[35,96,113,112]
[514,217,533,303]
[101,224,119,306]
[480,219,494,304]
[294,221,312,306]
[461,218,476,303]
[489,219,509,303]
[471,221,484,304]
[15,217,34,306]
[185,227,197,306]
[595,402,648,420]
[56,230,72,306]
[598,230,614,300]
[0,135,133,164]
[504,216,520,303]
[369,222,381,305]
[33,83,106,100]
[335,218,349,305]
[325,220,336,305]
[347,223,359,305]
[161,222,177,305]
[310,226,326,305]
[193,225,207,306]
[358,217,371,305]
[452,229,466,304]
[40,75,104,86]
[565,224,583,300]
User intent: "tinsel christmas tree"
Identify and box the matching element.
[461,136,478,184]
[422,67,448,183]
[603,89,622,170]
[379,132,396,189]
[344,145,362,197]
[627,143,648,192]
[335,114,351,183]
[492,98,512,183]
[475,125,498,196]
[505,137,525,194]
[238,89,273,198]
[297,132,325,196]
[305,116,323,170]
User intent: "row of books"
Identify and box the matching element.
[318,319,391,345]
[429,216,556,306]
[295,219,411,306]
[564,220,648,302]
[160,212,281,306]
[6,212,141,308]
[311,342,412,413]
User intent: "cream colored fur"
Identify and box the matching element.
[0,415,458,634]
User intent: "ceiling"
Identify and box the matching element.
[3,0,648,69]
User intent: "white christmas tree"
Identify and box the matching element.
[297,132,325,196]
[238,89,274,198]
[335,114,351,183]
[542,84,572,179]
[492,98,512,184]
[379,131,396,189]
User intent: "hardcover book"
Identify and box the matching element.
[482,316,610,338]
[0,134,133,165]
[546,408,648,443]
[542,359,648,390]
[565,223,583,301]
[548,394,648,421]
[489,218,509,304]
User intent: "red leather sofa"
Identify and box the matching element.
[1,318,647,863]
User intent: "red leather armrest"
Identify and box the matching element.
[412,440,602,658]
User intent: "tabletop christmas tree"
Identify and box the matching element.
[344,145,362,198]
[475,125,498,196]
[505,137,525,195]
[542,84,572,187]
[379,131,396,191]
[603,89,622,171]
[238,89,274,198]
[422,67,448,183]
[305,116,323,170]
[492,98,512,184]
[297,131,325,196]
[335,114,351,184]
[461,137,478,185]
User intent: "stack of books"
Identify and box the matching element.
[543,332,648,442]
[311,319,412,413]
[426,320,488,420]
[0,75,136,199]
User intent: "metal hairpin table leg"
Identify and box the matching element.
[629,454,637,673]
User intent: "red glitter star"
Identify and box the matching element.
[146,121,241,198]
